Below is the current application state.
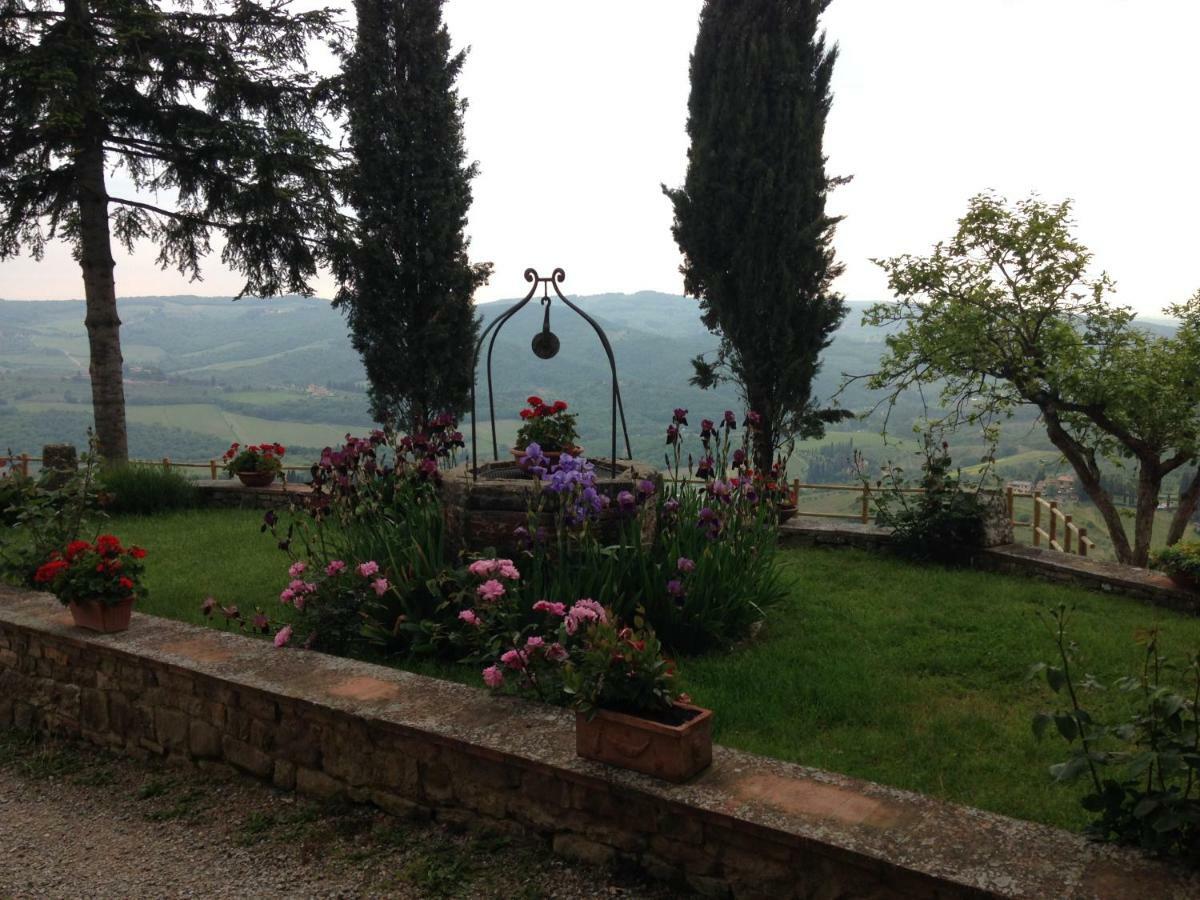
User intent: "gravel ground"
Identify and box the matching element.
[0,729,679,899]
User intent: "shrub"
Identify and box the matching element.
[869,435,991,563]
[97,464,198,515]
[1152,542,1200,588]
[1031,603,1200,858]
[0,467,36,526]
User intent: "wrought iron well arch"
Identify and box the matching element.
[470,267,632,475]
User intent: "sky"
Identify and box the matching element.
[2,0,1198,316]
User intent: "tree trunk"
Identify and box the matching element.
[1042,410,1133,563]
[750,394,774,475]
[1131,466,1162,568]
[67,0,128,464]
[1166,468,1200,546]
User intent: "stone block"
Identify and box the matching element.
[189,719,222,759]
[371,790,432,821]
[155,707,190,751]
[273,760,297,791]
[79,688,108,733]
[296,766,344,800]
[221,735,274,779]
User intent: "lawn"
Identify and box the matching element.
[99,508,1200,831]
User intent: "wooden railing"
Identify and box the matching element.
[1020,489,1096,557]
[1,454,312,480]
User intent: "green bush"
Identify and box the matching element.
[98,464,198,515]
[1152,541,1200,587]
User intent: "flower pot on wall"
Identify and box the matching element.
[776,502,798,524]
[576,702,712,783]
[68,597,135,633]
[236,471,277,488]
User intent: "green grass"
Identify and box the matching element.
[98,508,1200,831]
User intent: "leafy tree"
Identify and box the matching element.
[664,0,849,473]
[333,0,490,431]
[863,194,1200,566]
[0,0,345,462]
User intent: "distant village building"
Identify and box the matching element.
[305,384,334,398]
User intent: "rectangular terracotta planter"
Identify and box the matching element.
[68,597,135,633]
[575,702,712,783]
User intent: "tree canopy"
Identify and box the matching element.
[0,0,345,461]
[664,0,849,472]
[332,0,490,431]
[864,193,1200,565]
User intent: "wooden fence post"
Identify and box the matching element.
[792,478,800,505]
[1006,486,1014,523]
[162,457,171,472]
[860,483,870,524]
[209,459,218,479]
[1048,500,1058,548]
[1078,527,1088,557]
[1032,491,1042,547]
[19,453,30,477]
[1063,514,1073,554]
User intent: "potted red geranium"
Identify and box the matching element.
[222,441,286,487]
[34,535,147,633]
[564,613,712,783]
[513,396,581,460]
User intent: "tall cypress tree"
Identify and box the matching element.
[665,0,849,472]
[0,1,345,463]
[334,0,491,431]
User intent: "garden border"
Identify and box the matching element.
[780,518,1199,614]
[1,585,1194,899]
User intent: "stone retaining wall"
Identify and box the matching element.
[1,587,1194,899]
[192,480,311,510]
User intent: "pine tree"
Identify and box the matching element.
[0,0,345,463]
[334,0,491,431]
[664,0,849,472]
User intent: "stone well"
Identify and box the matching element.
[441,458,661,556]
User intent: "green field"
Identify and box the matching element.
[91,507,1200,832]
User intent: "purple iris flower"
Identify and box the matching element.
[744,411,762,428]
[666,424,679,445]
[677,556,696,573]
[695,455,715,480]
[673,408,689,426]
[732,448,746,469]
[617,490,636,512]
[663,498,680,515]
[667,579,685,597]
[637,478,656,501]
[723,410,737,429]
[699,419,715,441]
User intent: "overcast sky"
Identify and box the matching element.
[2,0,1197,316]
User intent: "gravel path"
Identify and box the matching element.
[0,730,676,899]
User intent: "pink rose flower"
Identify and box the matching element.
[482,665,504,688]
[532,600,566,617]
[497,560,520,580]
[677,556,696,573]
[525,635,545,651]
[273,625,293,648]
[477,579,506,603]
[468,559,497,578]
[279,588,294,605]
[288,561,307,578]
[458,609,480,627]
[357,561,380,577]
[372,578,390,596]
[545,642,569,663]
[293,593,305,611]
[325,560,346,576]
[500,648,526,670]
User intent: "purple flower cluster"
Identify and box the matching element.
[544,453,608,526]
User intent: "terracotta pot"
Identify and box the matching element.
[68,597,135,633]
[576,701,712,783]
[236,470,277,488]
[776,502,798,524]
[510,446,582,464]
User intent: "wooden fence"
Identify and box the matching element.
[4,453,1096,557]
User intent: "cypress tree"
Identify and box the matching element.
[665,0,849,473]
[334,0,491,431]
[0,1,345,463]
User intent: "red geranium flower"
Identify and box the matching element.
[96,534,122,556]
[34,559,68,583]
[526,395,543,407]
[129,546,147,559]
[118,576,134,590]
[64,540,91,561]
[552,400,568,412]
[519,408,533,420]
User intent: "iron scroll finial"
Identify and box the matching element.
[469,267,633,476]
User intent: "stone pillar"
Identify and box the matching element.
[40,443,78,489]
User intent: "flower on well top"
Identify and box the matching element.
[515,397,579,453]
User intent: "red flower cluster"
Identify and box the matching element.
[33,535,147,606]
[518,396,569,420]
[222,442,286,462]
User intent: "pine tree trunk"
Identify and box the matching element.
[66,0,127,464]
[1165,468,1200,547]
